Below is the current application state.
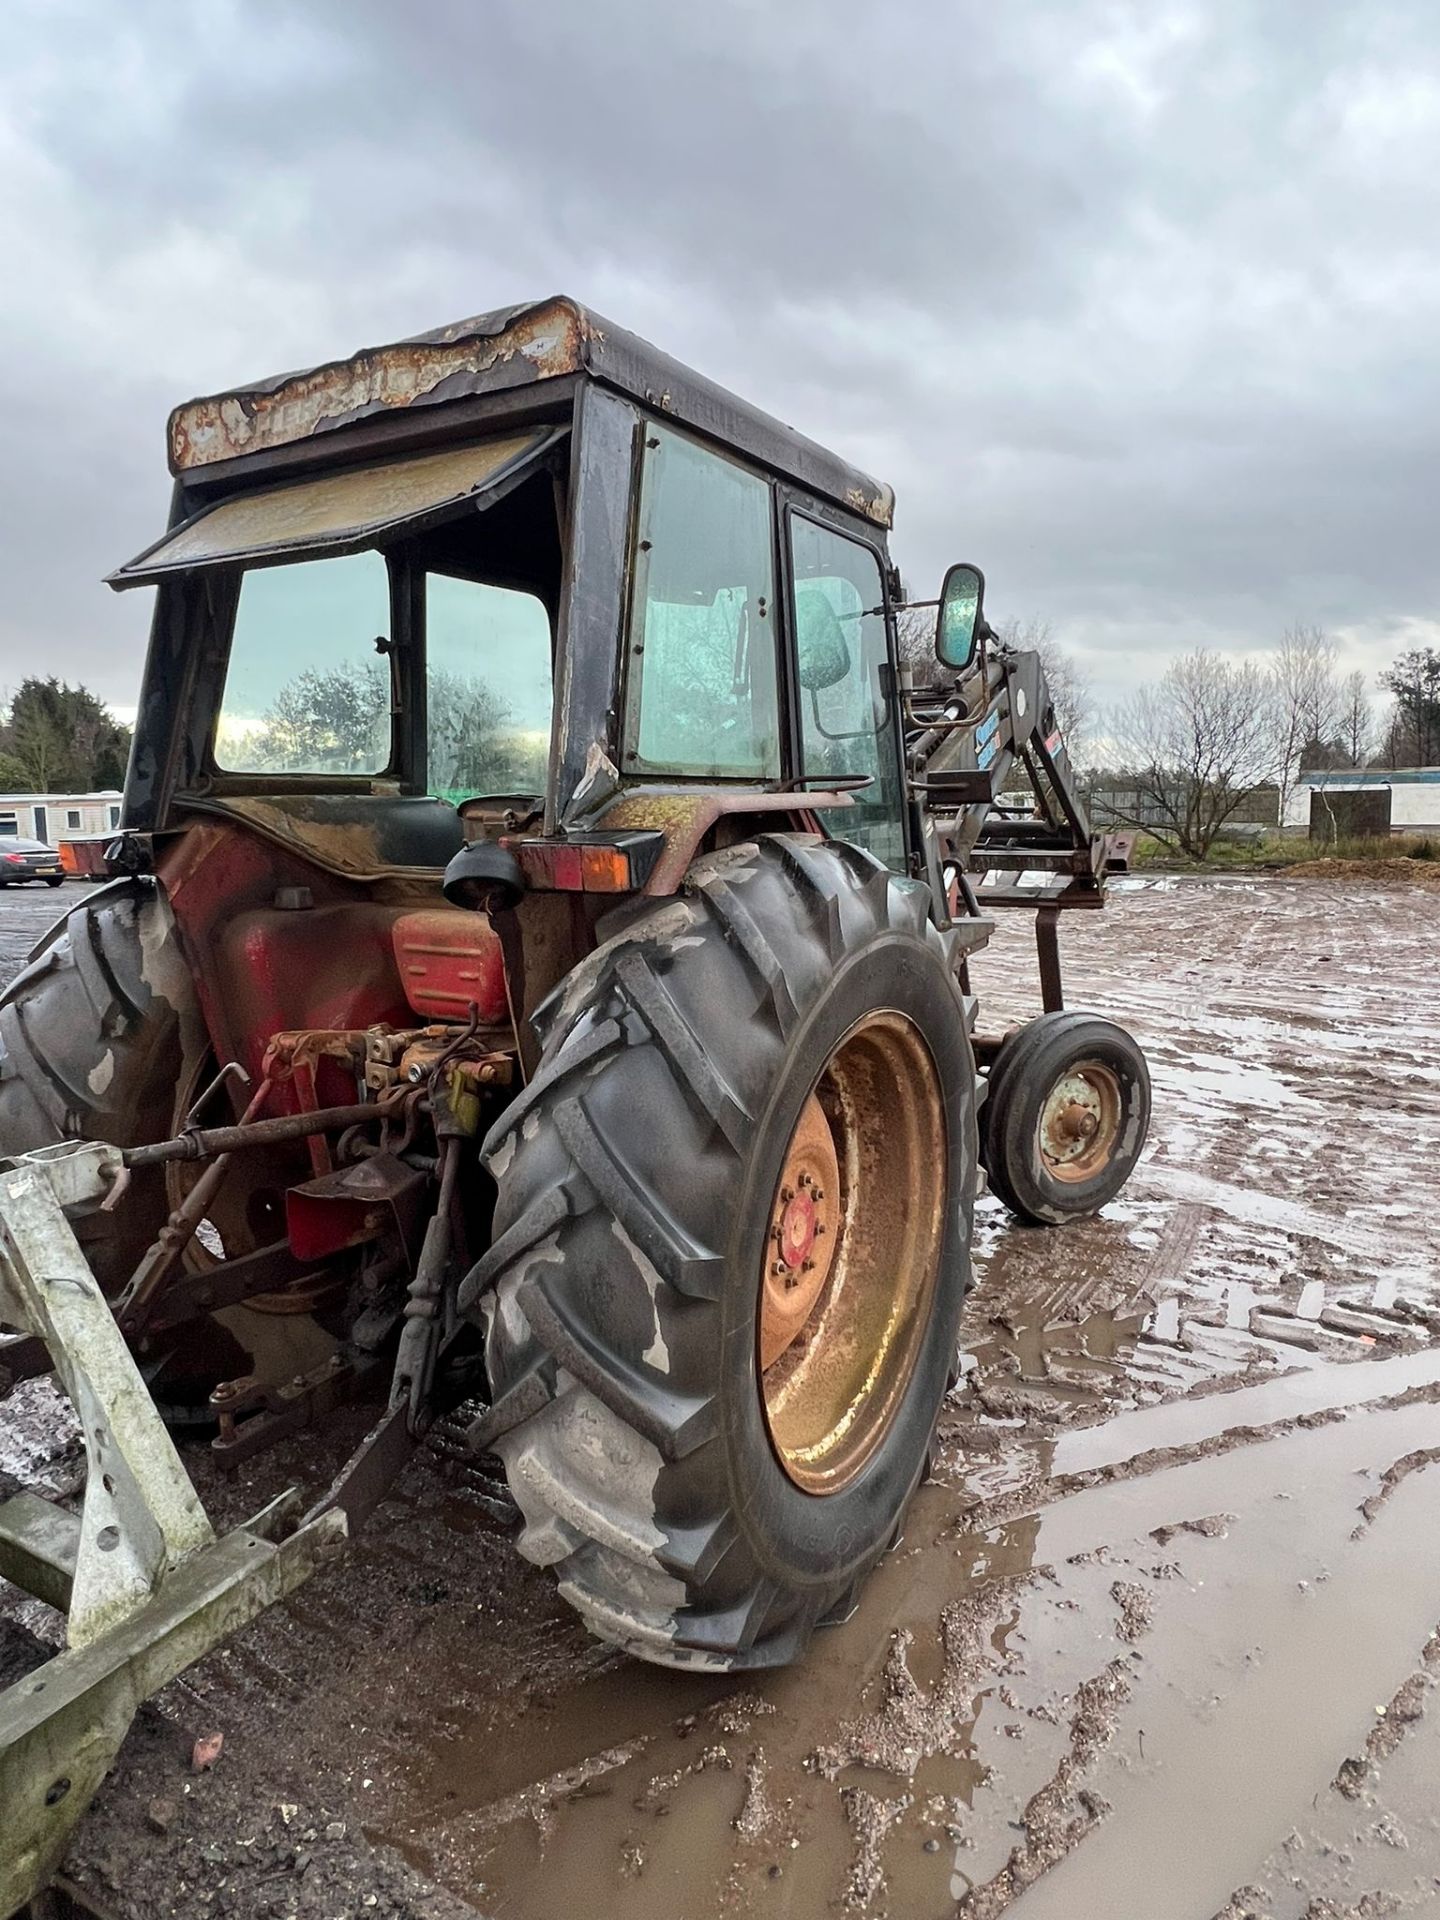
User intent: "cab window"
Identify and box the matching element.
[216,550,393,774]
[624,425,780,778]
[790,515,905,870]
[425,575,553,803]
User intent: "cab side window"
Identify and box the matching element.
[790,515,905,871]
[625,425,780,778]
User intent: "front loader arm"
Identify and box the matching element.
[905,644,1108,916]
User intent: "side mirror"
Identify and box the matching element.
[936,562,985,673]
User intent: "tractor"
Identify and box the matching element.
[0,296,1149,1910]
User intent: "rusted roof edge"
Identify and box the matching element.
[167,297,586,478]
[167,297,895,531]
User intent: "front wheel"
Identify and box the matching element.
[466,835,978,1669]
[981,1011,1150,1225]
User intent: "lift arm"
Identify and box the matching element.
[903,640,1115,1015]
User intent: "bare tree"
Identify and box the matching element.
[1108,650,1284,860]
[1338,668,1374,767]
[1379,701,1413,769]
[1271,623,1340,820]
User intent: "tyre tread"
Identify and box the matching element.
[476,834,973,1669]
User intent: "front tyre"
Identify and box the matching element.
[980,1012,1150,1225]
[466,834,978,1669]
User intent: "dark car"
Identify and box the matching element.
[0,836,66,887]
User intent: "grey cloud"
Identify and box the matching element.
[3,0,1439,717]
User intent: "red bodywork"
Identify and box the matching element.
[157,823,505,1113]
[391,909,507,1024]
[155,799,841,1121]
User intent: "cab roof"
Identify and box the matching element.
[167,295,895,529]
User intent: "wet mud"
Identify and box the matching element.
[3,873,1439,1917]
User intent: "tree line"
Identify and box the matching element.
[1102,632,1440,857]
[8,628,1438,866]
[0,679,132,792]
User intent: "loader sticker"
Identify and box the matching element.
[976,707,1001,769]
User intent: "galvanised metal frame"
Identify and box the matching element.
[0,1144,346,1917]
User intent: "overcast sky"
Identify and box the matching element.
[3,0,1438,725]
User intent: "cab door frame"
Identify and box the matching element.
[775,485,913,873]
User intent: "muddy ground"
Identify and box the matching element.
[3,872,1439,1919]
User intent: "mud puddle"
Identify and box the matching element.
[1055,1345,1440,1476]
[372,1387,1440,1919]
[1005,1408,1440,1919]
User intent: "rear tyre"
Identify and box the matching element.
[980,1012,1150,1226]
[45,877,64,888]
[468,834,978,1669]
[0,880,197,1285]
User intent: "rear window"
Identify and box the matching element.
[216,550,393,775]
[424,575,553,802]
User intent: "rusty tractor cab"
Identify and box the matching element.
[0,296,1149,1909]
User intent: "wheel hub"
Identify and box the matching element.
[778,1187,818,1269]
[1038,1064,1122,1181]
[759,1094,838,1369]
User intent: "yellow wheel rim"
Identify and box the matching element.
[758,1012,946,1495]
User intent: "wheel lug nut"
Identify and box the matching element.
[771,1260,787,1277]
[780,1185,794,1203]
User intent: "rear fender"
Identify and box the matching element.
[584,787,858,895]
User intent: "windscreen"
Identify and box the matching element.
[425,572,552,801]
